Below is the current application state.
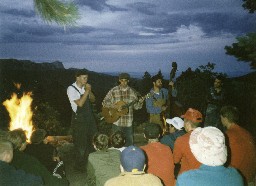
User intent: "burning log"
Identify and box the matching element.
[45,135,73,147]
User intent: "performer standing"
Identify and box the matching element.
[102,73,144,146]
[145,74,168,130]
[67,70,97,171]
[204,75,225,130]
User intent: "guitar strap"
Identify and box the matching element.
[161,90,164,99]
[152,89,165,101]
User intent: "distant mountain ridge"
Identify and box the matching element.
[103,70,253,79]
[1,59,252,79]
[0,59,65,71]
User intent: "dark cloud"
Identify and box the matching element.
[138,11,256,36]
[69,26,96,34]
[127,2,157,15]
[2,24,62,42]
[2,9,255,46]
[192,13,256,36]
[1,9,35,17]
[139,13,190,34]
[156,0,243,12]
[75,0,106,11]
[74,0,126,12]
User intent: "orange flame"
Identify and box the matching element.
[3,92,34,141]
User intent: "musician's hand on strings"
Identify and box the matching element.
[117,106,122,112]
[113,104,122,112]
[138,97,145,103]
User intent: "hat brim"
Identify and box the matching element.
[189,127,227,166]
[166,118,184,130]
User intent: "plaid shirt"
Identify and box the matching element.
[102,85,143,127]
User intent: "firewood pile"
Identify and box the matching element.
[45,135,73,147]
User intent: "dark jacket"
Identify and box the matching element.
[160,129,186,150]
[0,160,43,186]
[11,149,69,186]
[24,143,57,172]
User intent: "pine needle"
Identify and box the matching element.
[34,0,79,26]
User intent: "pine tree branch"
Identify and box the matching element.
[34,0,79,26]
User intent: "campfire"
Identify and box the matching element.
[3,83,72,145]
[3,83,34,142]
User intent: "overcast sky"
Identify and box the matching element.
[0,0,255,76]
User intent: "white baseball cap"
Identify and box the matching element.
[166,117,184,130]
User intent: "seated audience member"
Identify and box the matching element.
[173,108,202,175]
[140,123,175,186]
[24,129,66,178]
[176,127,244,186]
[8,128,27,151]
[220,106,256,185]
[0,139,43,186]
[160,117,186,150]
[86,133,121,186]
[7,128,69,186]
[109,130,126,152]
[105,145,163,186]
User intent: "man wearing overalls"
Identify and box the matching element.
[67,70,97,172]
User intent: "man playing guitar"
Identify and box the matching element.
[145,74,168,133]
[102,73,144,146]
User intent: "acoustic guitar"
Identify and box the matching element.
[102,93,151,123]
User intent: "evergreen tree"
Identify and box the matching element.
[157,69,164,79]
[242,0,256,13]
[225,33,256,69]
[140,71,152,95]
[225,1,256,69]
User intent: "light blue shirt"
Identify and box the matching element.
[146,88,168,114]
[176,164,244,186]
